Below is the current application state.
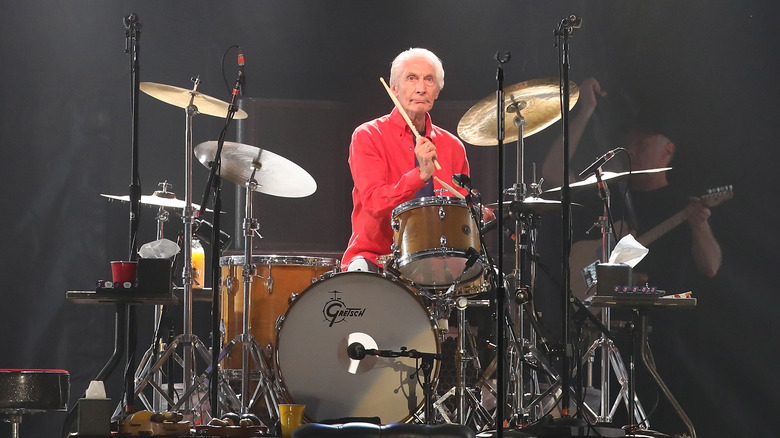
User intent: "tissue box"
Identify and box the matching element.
[78,398,113,435]
[136,258,173,295]
[596,263,632,296]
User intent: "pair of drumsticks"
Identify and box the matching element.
[379,78,464,200]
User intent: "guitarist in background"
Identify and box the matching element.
[541,77,722,295]
[540,79,725,432]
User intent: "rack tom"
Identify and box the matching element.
[391,196,483,288]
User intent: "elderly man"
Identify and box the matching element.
[342,48,470,272]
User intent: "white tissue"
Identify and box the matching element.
[138,238,180,259]
[608,234,649,267]
[85,380,107,399]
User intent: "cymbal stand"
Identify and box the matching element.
[584,171,648,425]
[133,79,214,422]
[134,181,175,412]
[217,164,281,419]
[504,105,550,426]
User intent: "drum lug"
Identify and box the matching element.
[440,234,447,247]
[391,217,399,232]
[391,244,400,259]
[438,206,446,220]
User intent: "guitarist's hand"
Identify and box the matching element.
[685,196,712,229]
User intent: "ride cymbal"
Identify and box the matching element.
[194,141,316,198]
[140,82,248,119]
[457,78,579,146]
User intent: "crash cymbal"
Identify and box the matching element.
[194,141,316,198]
[101,192,204,210]
[457,78,579,146]
[140,82,248,119]
[542,167,673,194]
[486,197,580,214]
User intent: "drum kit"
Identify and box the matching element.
[98,65,648,434]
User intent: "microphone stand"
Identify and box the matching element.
[359,347,442,424]
[493,50,510,438]
[123,12,142,415]
[198,65,244,418]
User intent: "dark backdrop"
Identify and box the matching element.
[1,1,778,436]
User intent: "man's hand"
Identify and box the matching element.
[415,137,438,181]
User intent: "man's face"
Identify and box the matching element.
[391,57,441,119]
[624,128,673,170]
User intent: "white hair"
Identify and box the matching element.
[389,48,444,90]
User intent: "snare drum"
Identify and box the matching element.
[275,271,440,423]
[392,196,483,288]
[219,255,339,369]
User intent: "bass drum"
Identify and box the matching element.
[275,271,440,423]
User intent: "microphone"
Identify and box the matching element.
[452,173,481,206]
[347,342,366,360]
[194,218,232,251]
[464,247,480,271]
[452,174,473,192]
[578,148,619,179]
[566,14,582,29]
[233,46,245,97]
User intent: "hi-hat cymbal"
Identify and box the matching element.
[101,192,205,210]
[194,141,316,198]
[486,197,580,215]
[457,78,579,146]
[140,82,248,119]
[542,167,673,194]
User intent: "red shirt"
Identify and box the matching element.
[342,107,470,269]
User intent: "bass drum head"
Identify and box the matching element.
[275,271,440,423]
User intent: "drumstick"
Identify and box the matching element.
[434,176,466,199]
[380,77,441,170]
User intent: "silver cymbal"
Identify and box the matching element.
[194,141,317,198]
[486,197,580,214]
[101,192,205,210]
[542,167,673,194]
[140,82,248,119]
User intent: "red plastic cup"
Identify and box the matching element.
[111,261,137,284]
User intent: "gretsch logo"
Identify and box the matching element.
[323,290,366,327]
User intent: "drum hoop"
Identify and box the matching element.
[395,248,482,266]
[219,254,340,268]
[392,196,467,217]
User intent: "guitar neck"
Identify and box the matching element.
[636,210,687,247]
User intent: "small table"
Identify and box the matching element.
[589,296,697,438]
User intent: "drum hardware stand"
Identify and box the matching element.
[131,78,215,423]
[427,296,493,430]
[133,181,177,412]
[215,168,281,420]
[353,346,441,425]
[578,169,649,426]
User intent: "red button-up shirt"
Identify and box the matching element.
[342,107,470,269]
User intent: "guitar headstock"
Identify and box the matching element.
[701,185,734,208]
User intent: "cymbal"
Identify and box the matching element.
[140,82,248,119]
[486,197,579,215]
[194,141,316,198]
[542,167,673,194]
[457,78,579,146]
[101,192,204,210]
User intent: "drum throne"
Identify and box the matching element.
[0,369,70,438]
